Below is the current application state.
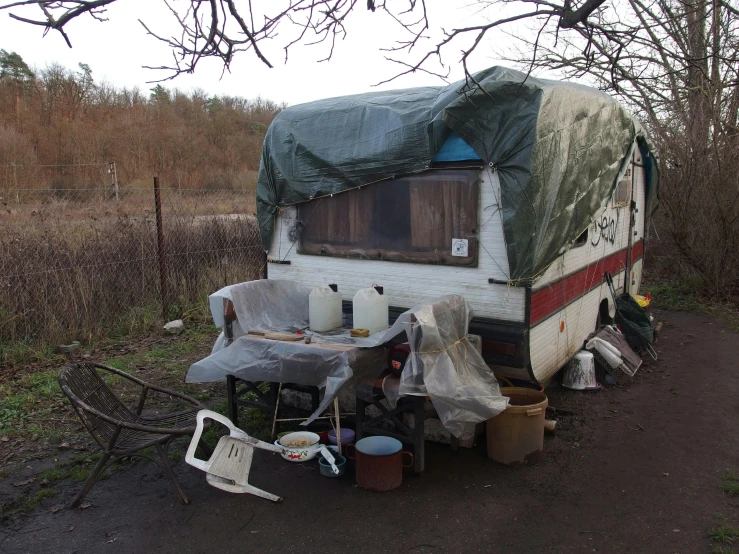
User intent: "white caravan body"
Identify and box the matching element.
[266,143,649,383]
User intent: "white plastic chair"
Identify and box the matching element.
[185,410,284,502]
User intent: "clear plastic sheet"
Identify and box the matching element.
[230,279,310,333]
[209,279,406,348]
[189,280,393,424]
[187,335,387,425]
[187,280,507,434]
[397,295,509,438]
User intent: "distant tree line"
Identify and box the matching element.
[0,50,284,193]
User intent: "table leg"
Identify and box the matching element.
[270,383,283,443]
[413,396,425,474]
[310,387,320,412]
[355,396,366,441]
[334,396,342,456]
[226,375,238,426]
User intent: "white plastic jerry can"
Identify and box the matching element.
[352,286,389,336]
[309,284,343,332]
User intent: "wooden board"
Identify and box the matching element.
[263,331,304,342]
[244,333,357,352]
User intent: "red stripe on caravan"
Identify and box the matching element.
[629,239,644,265]
[530,240,644,326]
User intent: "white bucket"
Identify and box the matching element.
[562,350,598,390]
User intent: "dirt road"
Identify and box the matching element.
[2,309,738,553]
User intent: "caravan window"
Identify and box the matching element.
[614,167,632,206]
[296,169,479,266]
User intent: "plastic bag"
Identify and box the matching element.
[606,273,654,351]
[398,295,509,438]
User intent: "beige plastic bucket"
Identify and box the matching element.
[486,387,548,465]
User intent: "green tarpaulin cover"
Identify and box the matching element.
[257,66,659,283]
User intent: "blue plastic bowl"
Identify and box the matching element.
[318,454,346,477]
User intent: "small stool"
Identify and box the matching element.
[226,375,320,436]
[355,378,458,474]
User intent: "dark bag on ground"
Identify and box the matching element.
[605,273,654,351]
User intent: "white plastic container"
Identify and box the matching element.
[309,285,343,332]
[562,350,598,390]
[352,286,389,336]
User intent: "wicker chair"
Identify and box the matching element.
[59,362,206,507]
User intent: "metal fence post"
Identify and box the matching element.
[109,161,119,201]
[153,176,168,320]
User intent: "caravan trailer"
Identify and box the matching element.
[256,66,659,384]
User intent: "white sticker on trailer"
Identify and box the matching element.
[452,238,468,257]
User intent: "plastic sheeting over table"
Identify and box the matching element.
[187,280,508,436]
[397,296,509,437]
[188,334,386,424]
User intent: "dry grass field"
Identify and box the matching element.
[0,186,263,365]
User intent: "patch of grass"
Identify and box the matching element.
[0,368,68,436]
[147,347,170,359]
[712,547,739,554]
[112,305,161,340]
[209,399,229,417]
[18,370,59,395]
[241,407,271,441]
[188,389,216,402]
[647,280,705,311]
[23,424,69,443]
[723,482,739,495]
[40,467,67,482]
[709,524,739,545]
[26,489,59,508]
[0,500,22,524]
[0,488,64,520]
[0,341,60,369]
[1,315,218,460]
[195,400,229,455]
[22,488,58,512]
[171,341,198,355]
[723,472,739,495]
[103,358,134,372]
[39,453,101,483]
[646,281,739,331]
[106,345,197,375]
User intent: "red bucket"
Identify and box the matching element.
[346,436,413,492]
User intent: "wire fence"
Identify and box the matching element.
[0,181,265,352]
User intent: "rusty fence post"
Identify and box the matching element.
[153,176,168,320]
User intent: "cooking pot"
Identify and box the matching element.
[274,431,323,462]
[346,436,413,492]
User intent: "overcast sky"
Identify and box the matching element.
[0,0,548,106]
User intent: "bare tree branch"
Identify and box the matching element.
[5,0,116,47]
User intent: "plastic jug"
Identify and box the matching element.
[352,286,388,336]
[309,284,343,332]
